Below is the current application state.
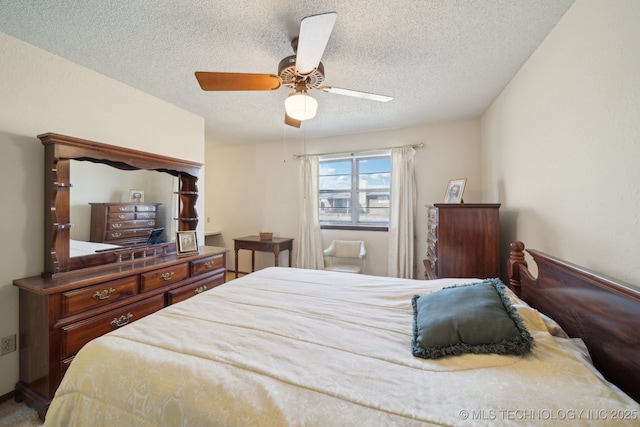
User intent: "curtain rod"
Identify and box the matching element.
[292,143,424,159]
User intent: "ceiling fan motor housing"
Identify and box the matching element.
[278,55,325,89]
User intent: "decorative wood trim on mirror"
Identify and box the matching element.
[39,133,202,277]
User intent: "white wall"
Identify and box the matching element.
[205,119,482,277]
[482,0,640,285]
[0,33,205,396]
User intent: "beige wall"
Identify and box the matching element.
[205,119,482,277]
[6,0,637,403]
[0,33,204,396]
[482,0,640,285]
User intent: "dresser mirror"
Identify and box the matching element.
[69,160,177,250]
[40,133,202,276]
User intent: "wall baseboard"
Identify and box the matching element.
[0,390,15,404]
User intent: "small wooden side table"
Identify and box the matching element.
[233,236,294,278]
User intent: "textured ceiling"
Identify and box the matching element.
[0,0,575,147]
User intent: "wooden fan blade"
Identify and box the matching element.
[320,86,393,102]
[284,113,301,128]
[295,12,337,75]
[195,72,282,91]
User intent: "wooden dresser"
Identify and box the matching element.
[89,202,161,245]
[13,246,228,420]
[424,203,500,279]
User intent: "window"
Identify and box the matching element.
[319,153,391,229]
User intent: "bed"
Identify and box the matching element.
[69,239,122,258]
[44,241,640,426]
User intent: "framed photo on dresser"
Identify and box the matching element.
[177,230,198,256]
[129,189,145,203]
[444,178,466,203]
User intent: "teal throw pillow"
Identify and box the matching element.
[411,279,534,359]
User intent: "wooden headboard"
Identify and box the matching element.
[507,241,640,403]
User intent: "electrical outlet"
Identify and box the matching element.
[1,334,16,356]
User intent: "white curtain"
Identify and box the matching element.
[388,147,417,278]
[295,156,325,269]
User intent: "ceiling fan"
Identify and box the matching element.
[195,12,393,128]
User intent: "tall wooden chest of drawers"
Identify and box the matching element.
[89,202,161,245]
[424,203,500,279]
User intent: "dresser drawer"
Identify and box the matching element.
[108,219,157,230]
[191,254,225,277]
[60,294,164,359]
[135,204,157,212]
[236,240,273,252]
[168,272,225,305]
[107,205,135,213]
[108,212,135,221]
[60,276,139,317]
[140,263,189,292]
[105,228,153,242]
[135,211,156,220]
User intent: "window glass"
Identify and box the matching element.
[319,154,390,228]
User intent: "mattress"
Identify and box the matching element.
[44,267,639,426]
[69,239,121,257]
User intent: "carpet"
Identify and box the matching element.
[0,399,42,427]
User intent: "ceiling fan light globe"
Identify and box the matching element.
[285,92,318,121]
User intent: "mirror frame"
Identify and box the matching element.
[40,133,202,277]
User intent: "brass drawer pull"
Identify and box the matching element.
[111,232,122,238]
[147,221,155,226]
[141,213,151,218]
[118,207,127,211]
[118,214,126,219]
[194,285,208,294]
[111,223,122,229]
[111,313,133,327]
[204,261,214,269]
[160,271,175,281]
[93,288,116,300]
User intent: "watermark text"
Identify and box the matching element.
[458,408,638,422]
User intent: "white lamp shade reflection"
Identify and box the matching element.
[284,91,318,121]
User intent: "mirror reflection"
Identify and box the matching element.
[69,160,177,258]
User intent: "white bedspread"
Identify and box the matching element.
[69,239,120,257]
[45,268,639,426]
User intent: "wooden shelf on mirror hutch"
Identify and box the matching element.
[175,175,199,227]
